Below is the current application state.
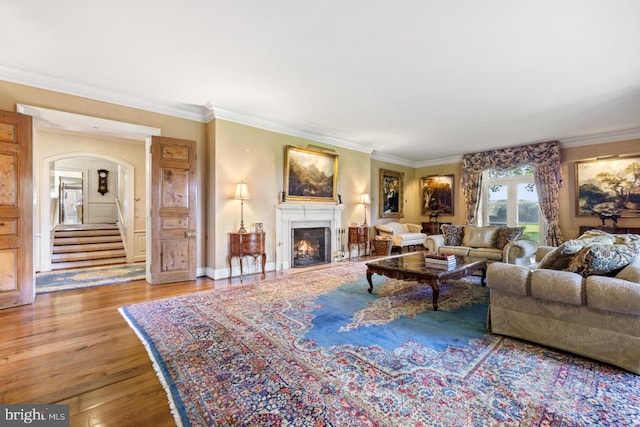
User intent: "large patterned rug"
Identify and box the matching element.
[119,262,640,426]
[36,263,145,293]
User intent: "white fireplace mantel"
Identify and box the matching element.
[275,202,344,270]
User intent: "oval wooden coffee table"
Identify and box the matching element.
[365,252,487,311]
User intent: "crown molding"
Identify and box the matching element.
[0,60,205,122]
[370,151,419,168]
[210,105,374,155]
[558,127,640,148]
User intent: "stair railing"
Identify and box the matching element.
[115,197,130,261]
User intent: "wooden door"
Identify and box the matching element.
[149,136,197,284]
[0,110,33,309]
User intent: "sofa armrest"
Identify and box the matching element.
[406,223,422,233]
[503,239,538,265]
[425,234,445,253]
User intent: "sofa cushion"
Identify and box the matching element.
[438,245,469,257]
[586,275,640,315]
[495,226,525,250]
[462,225,499,248]
[567,244,638,277]
[440,224,465,246]
[468,247,503,260]
[531,269,584,306]
[376,222,409,235]
[616,256,640,283]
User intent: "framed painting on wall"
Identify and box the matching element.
[284,145,338,202]
[421,174,454,216]
[379,169,404,218]
[575,156,640,217]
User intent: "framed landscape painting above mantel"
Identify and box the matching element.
[421,174,454,216]
[284,145,338,202]
[379,169,404,218]
[575,155,640,217]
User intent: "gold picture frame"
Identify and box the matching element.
[284,145,338,202]
[421,174,454,216]
[575,156,640,217]
[379,169,404,218]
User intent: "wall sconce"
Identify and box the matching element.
[234,182,250,233]
[360,193,371,226]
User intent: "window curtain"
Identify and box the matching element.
[461,141,564,246]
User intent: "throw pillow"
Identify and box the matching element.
[462,225,499,248]
[566,244,638,277]
[440,224,465,246]
[495,226,525,250]
[538,235,618,270]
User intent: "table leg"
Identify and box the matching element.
[228,256,233,279]
[422,279,440,311]
[260,253,266,278]
[366,269,374,293]
[239,257,244,280]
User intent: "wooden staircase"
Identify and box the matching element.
[51,223,126,270]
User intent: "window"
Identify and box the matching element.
[481,166,542,243]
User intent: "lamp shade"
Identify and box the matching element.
[360,193,371,205]
[234,182,250,200]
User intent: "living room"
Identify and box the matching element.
[2,2,640,425]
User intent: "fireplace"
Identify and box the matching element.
[275,202,344,270]
[292,227,330,267]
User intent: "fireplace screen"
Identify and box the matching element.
[292,227,330,267]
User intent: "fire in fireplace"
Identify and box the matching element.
[292,227,330,267]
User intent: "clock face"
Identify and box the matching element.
[99,172,107,178]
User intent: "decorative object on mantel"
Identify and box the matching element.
[97,169,109,195]
[360,193,371,226]
[284,145,338,202]
[234,182,250,233]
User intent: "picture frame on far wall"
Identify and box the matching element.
[575,155,640,217]
[379,169,404,218]
[421,174,454,216]
[284,145,338,202]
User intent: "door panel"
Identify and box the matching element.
[0,110,33,309]
[149,136,196,284]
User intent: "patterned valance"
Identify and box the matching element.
[461,141,564,246]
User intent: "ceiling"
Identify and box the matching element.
[2,1,640,166]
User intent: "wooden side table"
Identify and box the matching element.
[228,231,266,279]
[348,226,370,259]
[422,221,451,235]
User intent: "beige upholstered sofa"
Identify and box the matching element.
[374,222,426,252]
[487,237,640,374]
[425,224,538,265]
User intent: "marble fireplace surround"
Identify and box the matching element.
[275,202,344,270]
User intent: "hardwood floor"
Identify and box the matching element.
[0,271,282,427]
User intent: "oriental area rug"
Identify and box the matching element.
[36,263,145,293]
[119,263,640,426]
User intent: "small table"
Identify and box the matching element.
[228,232,266,279]
[348,226,370,259]
[365,251,487,311]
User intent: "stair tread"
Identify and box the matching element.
[54,235,123,245]
[52,249,126,263]
[50,257,128,270]
[54,230,121,238]
[52,242,125,253]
